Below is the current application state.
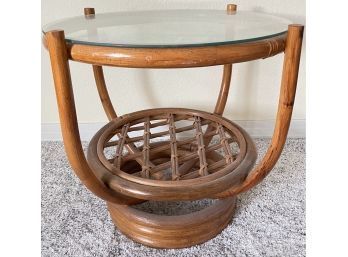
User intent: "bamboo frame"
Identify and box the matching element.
[45,30,139,205]
[84,8,159,175]
[178,64,233,174]
[50,35,286,68]
[214,24,304,198]
[87,108,257,201]
[42,5,285,69]
[107,195,237,248]
[44,5,304,248]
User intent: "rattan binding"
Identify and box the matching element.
[93,109,251,183]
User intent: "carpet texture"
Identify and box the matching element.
[41,138,305,257]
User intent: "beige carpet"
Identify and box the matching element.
[41,138,305,257]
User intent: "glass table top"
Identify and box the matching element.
[42,10,291,48]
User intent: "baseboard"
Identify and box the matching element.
[41,119,305,141]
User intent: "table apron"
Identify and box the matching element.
[62,34,286,68]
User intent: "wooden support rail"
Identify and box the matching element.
[215,24,304,198]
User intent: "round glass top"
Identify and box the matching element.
[42,10,291,48]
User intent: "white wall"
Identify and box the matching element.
[41,0,305,137]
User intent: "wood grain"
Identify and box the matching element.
[44,10,304,248]
[45,30,139,205]
[41,34,286,68]
[227,4,237,14]
[87,108,257,201]
[84,7,95,17]
[178,64,233,174]
[92,65,117,120]
[107,196,236,248]
[215,24,304,198]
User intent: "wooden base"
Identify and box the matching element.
[107,196,236,248]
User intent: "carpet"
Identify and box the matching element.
[41,138,305,257]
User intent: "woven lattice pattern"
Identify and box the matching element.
[97,112,245,181]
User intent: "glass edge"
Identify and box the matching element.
[41,30,287,49]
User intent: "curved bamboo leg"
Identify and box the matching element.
[83,8,118,121]
[176,4,237,176]
[178,64,233,175]
[93,65,117,120]
[87,8,157,178]
[46,30,138,205]
[214,64,233,115]
[215,24,304,198]
[92,64,161,178]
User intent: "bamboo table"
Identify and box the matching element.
[43,5,304,249]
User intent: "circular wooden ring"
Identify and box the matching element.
[42,34,286,68]
[107,196,236,248]
[87,108,257,201]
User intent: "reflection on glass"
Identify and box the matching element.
[42,10,291,47]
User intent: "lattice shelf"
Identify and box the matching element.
[94,109,246,182]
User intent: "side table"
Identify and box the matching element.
[42,4,304,249]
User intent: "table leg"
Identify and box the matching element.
[178,64,233,175]
[46,30,139,205]
[92,64,161,179]
[215,24,304,198]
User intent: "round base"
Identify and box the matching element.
[107,196,236,249]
